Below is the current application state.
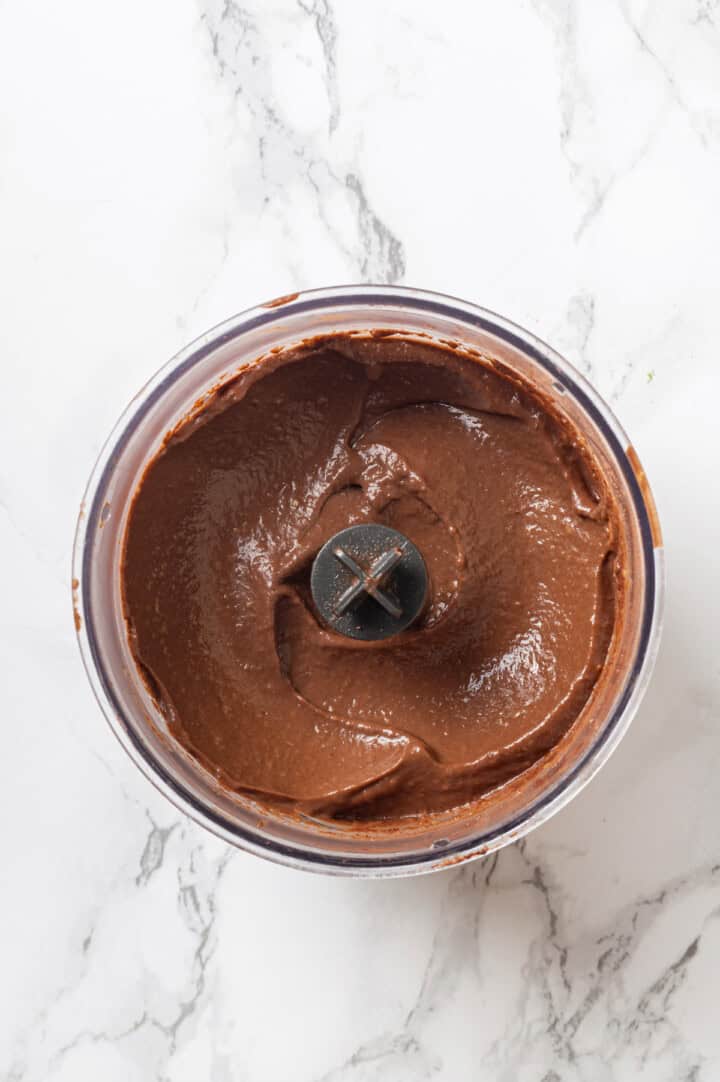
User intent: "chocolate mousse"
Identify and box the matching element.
[121,334,620,821]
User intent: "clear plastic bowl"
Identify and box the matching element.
[73,286,664,876]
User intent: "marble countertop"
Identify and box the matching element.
[2,0,719,1079]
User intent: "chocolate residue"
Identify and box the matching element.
[262,292,300,309]
[72,578,81,631]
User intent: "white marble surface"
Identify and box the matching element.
[1,0,719,1078]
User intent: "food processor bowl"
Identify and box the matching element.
[73,286,664,876]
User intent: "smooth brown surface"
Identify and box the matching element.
[122,335,619,821]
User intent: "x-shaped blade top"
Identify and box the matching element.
[310,523,428,641]
[332,544,405,618]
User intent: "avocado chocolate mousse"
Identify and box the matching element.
[121,333,620,822]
